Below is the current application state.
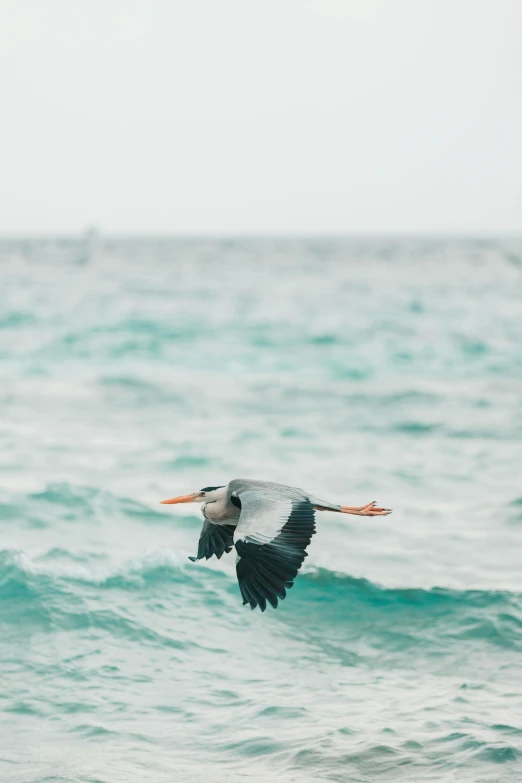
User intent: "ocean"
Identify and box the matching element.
[1,237,522,782]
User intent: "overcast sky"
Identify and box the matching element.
[1,0,521,234]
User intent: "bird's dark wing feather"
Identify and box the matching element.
[234,495,316,611]
[189,519,236,562]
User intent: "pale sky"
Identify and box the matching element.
[1,0,521,234]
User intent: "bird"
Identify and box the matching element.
[161,479,392,612]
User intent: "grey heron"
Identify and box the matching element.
[161,479,391,611]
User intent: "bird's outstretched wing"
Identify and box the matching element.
[229,480,316,611]
[189,519,236,562]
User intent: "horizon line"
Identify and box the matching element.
[0,230,521,240]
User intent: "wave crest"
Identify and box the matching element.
[2,551,522,652]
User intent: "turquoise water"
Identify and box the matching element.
[1,237,522,782]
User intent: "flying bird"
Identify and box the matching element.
[161,479,391,611]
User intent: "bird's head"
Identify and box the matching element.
[160,485,226,505]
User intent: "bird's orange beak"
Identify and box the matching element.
[160,493,199,504]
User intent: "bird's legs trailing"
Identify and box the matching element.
[314,501,392,517]
[341,501,392,516]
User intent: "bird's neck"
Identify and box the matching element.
[203,496,239,523]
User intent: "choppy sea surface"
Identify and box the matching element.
[1,237,522,782]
